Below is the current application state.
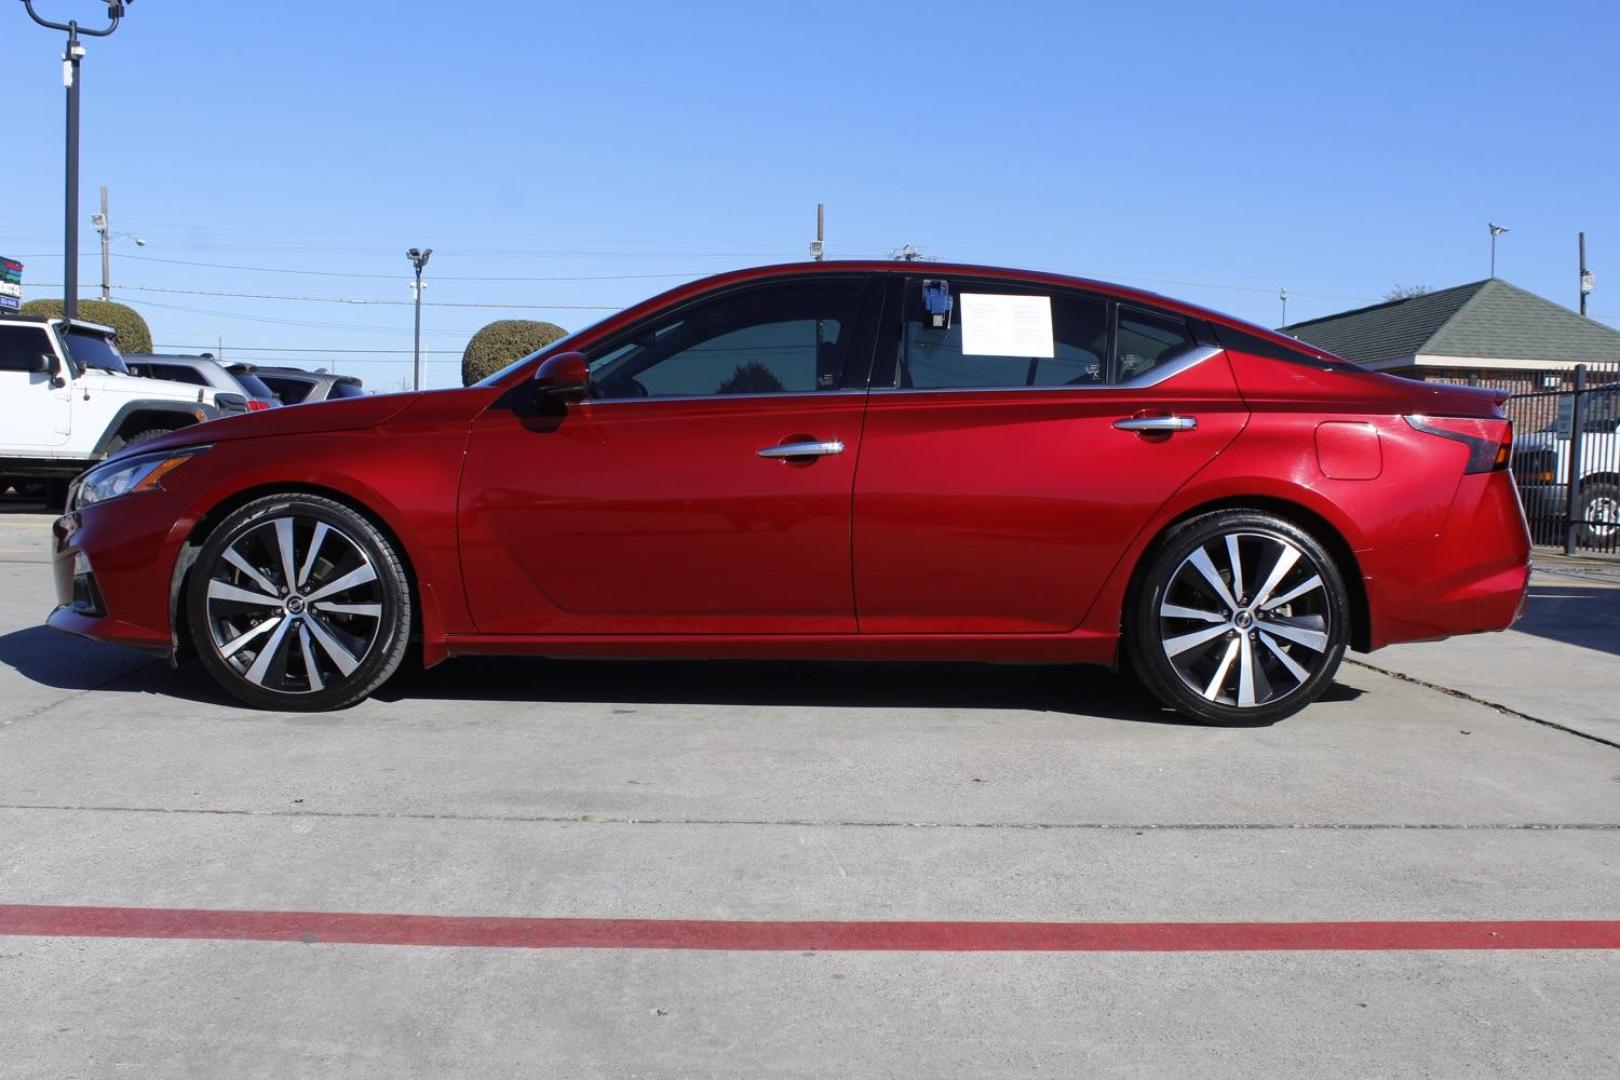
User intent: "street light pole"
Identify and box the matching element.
[1488,223,1509,279]
[407,247,432,391]
[21,2,132,320]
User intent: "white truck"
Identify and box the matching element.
[0,314,247,506]
[1513,385,1620,547]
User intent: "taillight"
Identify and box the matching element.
[246,400,272,412]
[1405,415,1512,474]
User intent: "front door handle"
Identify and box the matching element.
[1113,415,1197,433]
[757,440,845,459]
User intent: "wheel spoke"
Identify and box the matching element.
[297,522,330,591]
[243,616,295,685]
[1237,634,1257,707]
[1161,603,1225,624]
[312,601,383,618]
[1164,623,1230,658]
[1187,546,1240,611]
[304,562,378,603]
[273,519,299,592]
[1203,638,1240,700]
[1260,630,1311,684]
[298,623,325,692]
[207,579,282,607]
[304,614,361,676]
[223,548,279,597]
[1261,574,1323,612]
[1256,617,1327,653]
[219,616,281,659]
[1225,534,1245,603]
[1251,544,1301,609]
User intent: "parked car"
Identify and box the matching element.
[1512,385,1620,546]
[253,366,365,405]
[124,354,280,412]
[46,263,1531,723]
[1,315,247,507]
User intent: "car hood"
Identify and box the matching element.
[117,392,417,458]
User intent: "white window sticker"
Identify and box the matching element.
[958,293,1054,358]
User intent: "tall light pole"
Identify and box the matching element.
[21,1,133,320]
[407,247,432,391]
[1279,287,1289,327]
[1489,223,1509,278]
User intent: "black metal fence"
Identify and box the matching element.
[1505,362,1620,555]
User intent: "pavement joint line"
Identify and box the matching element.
[2,804,1617,831]
[4,905,1620,951]
[0,658,165,735]
[1347,658,1620,751]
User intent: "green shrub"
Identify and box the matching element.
[461,319,569,385]
[20,298,154,354]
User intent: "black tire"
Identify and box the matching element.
[1125,510,1351,726]
[186,493,413,710]
[1575,481,1620,549]
[120,428,172,451]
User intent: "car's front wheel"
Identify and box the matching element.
[1126,511,1350,726]
[187,493,412,710]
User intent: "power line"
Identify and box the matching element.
[42,282,621,310]
[156,343,461,354]
[110,252,719,283]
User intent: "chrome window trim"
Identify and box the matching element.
[587,388,870,406]
[870,345,1225,396]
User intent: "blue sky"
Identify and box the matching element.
[5,0,1617,389]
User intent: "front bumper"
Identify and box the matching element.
[47,491,190,655]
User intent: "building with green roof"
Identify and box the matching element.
[1281,279,1620,393]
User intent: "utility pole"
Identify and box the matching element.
[96,186,110,300]
[1279,287,1289,327]
[1489,223,1509,278]
[810,203,825,261]
[21,2,132,320]
[1579,232,1594,316]
[407,247,432,391]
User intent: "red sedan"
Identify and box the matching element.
[47,263,1531,724]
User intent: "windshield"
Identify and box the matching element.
[64,329,129,374]
[1551,388,1620,436]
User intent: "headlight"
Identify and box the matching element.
[71,447,208,509]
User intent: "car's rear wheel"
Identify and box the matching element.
[1126,511,1350,726]
[187,493,412,710]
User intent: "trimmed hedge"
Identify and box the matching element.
[462,319,569,385]
[20,298,154,354]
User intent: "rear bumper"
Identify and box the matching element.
[47,491,190,655]
[1359,470,1532,650]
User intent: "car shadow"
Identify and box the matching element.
[1513,584,1620,656]
[0,624,1363,726]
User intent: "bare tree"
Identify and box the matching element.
[1384,284,1430,300]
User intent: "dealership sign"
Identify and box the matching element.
[0,257,21,312]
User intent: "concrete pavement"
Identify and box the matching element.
[0,498,1617,1078]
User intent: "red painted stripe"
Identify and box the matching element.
[2,905,1619,951]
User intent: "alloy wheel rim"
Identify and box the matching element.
[204,515,384,694]
[1587,496,1619,538]
[1158,531,1333,709]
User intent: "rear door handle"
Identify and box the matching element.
[1113,415,1197,433]
[757,440,845,459]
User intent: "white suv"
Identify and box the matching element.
[1,314,245,504]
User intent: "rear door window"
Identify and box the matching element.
[894,279,1109,390]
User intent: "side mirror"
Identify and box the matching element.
[32,353,54,374]
[533,351,590,402]
[214,392,248,414]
